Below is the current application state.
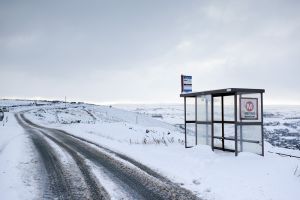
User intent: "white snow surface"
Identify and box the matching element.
[1,100,300,200]
[0,112,40,200]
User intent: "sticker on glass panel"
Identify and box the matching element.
[240,98,258,120]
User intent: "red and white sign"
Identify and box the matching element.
[240,98,258,120]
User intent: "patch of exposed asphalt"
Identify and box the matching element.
[24,129,75,200]
[42,130,145,200]
[41,131,110,200]
[15,114,110,200]
[18,113,201,200]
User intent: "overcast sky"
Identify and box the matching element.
[1,0,300,104]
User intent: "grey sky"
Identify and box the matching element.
[1,0,300,104]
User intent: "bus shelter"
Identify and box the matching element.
[180,88,265,156]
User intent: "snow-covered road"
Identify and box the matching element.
[16,112,200,200]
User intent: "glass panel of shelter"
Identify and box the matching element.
[184,97,196,148]
[194,94,237,152]
[237,93,263,155]
[196,95,212,146]
[211,94,236,152]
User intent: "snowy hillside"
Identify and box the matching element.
[0,100,300,200]
[116,104,300,151]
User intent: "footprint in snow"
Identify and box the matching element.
[193,179,201,185]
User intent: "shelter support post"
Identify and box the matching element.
[221,96,225,150]
[195,97,197,145]
[234,93,238,156]
[184,97,187,148]
[205,97,209,145]
[261,93,264,156]
[240,94,243,152]
[211,96,214,151]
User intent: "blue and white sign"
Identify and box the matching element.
[181,75,192,93]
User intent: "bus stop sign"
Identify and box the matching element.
[181,75,192,93]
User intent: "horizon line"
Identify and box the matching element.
[1,97,300,106]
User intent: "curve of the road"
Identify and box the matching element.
[16,112,201,200]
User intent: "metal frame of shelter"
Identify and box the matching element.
[180,88,265,156]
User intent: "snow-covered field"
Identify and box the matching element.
[1,100,300,200]
[116,104,300,151]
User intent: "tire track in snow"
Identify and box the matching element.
[26,129,75,200]
[40,130,110,200]
[18,112,201,200]
[16,113,110,200]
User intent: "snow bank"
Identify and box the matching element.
[0,112,40,200]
